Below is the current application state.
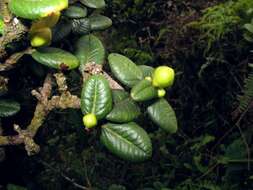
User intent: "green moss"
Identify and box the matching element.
[189,0,253,53]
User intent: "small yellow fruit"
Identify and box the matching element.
[157,89,166,98]
[145,76,152,81]
[30,27,52,47]
[83,113,97,129]
[152,66,175,88]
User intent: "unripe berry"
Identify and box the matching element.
[157,89,166,98]
[152,66,175,88]
[83,113,97,129]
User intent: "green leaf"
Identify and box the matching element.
[89,15,112,31]
[52,19,72,42]
[194,154,208,173]
[9,0,68,20]
[80,0,105,9]
[75,35,105,71]
[81,75,112,120]
[0,100,20,117]
[106,99,140,123]
[130,79,157,102]
[225,139,246,160]
[244,23,253,33]
[108,53,143,87]
[112,89,129,104]
[71,18,91,35]
[32,47,80,70]
[100,122,152,162]
[139,65,154,78]
[243,32,253,42]
[64,6,87,18]
[147,99,178,133]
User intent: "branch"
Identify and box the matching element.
[0,73,80,155]
[0,64,123,155]
[0,75,8,94]
[82,63,123,90]
[0,48,34,71]
[0,0,28,59]
[39,160,90,190]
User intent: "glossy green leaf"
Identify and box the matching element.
[106,99,140,123]
[108,53,143,87]
[75,35,105,72]
[80,0,105,9]
[139,65,154,78]
[0,100,20,117]
[147,99,178,133]
[90,15,112,31]
[9,0,68,20]
[112,89,129,104]
[64,6,87,18]
[52,19,72,42]
[131,79,157,102]
[100,122,152,162]
[31,47,79,70]
[71,18,91,35]
[81,75,112,120]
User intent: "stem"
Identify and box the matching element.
[0,0,28,59]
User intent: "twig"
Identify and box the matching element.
[0,73,81,155]
[234,102,252,171]
[0,17,28,59]
[39,160,89,190]
[0,63,124,155]
[0,75,8,94]
[236,123,251,170]
[103,72,124,90]
[82,63,124,90]
[81,156,92,189]
[0,0,28,59]
[195,162,220,181]
[0,48,34,71]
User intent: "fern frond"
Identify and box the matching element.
[237,63,253,112]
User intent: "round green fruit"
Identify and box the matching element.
[157,89,166,98]
[145,76,152,81]
[83,113,97,129]
[152,66,175,88]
